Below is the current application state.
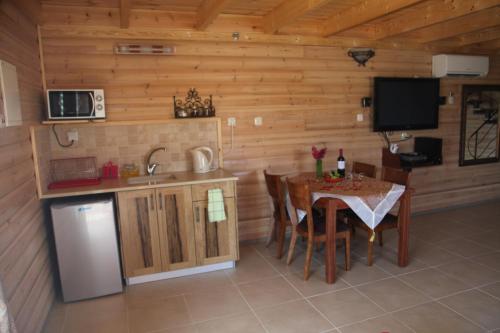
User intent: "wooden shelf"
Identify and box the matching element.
[39,117,220,127]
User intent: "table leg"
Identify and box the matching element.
[325,200,337,284]
[398,192,410,267]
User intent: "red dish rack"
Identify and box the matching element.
[48,157,101,189]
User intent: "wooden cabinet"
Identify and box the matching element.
[156,186,196,271]
[117,180,238,279]
[193,198,238,265]
[116,189,162,277]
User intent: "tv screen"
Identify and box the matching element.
[373,77,440,132]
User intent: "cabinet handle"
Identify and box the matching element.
[150,194,154,210]
[195,207,200,223]
[158,193,163,210]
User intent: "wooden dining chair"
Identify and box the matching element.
[347,167,411,266]
[286,179,351,280]
[264,170,292,259]
[352,161,376,178]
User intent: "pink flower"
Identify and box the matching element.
[312,145,327,160]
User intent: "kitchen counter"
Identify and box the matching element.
[40,169,238,199]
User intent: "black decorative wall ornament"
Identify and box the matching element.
[347,48,375,67]
[173,88,215,118]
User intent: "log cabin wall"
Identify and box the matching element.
[39,5,500,240]
[0,1,55,332]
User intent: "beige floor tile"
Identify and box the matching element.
[338,314,413,333]
[335,259,390,286]
[440,289,500,330]
[399,267,470,298]
[309,288,384,327]
[128,295,191,333]
[373,248,428,275]
[158,325,199,333]
[126,278,187,307]
[466,232,500,250]
[267,248,322,276]
[473,252,500,271]
[226,248,279,284]
[356,278,430,312]
[255,299,333,333]
[64,309,127,333]
[437,238,495,258]
[410,243,462,266]
[480,282,500,298]
[285,266,350,297]
[195,312,266,333]
[184,285,250,322]
[437,259,500,287]
[395,301,483,333]
[238,276,301,309]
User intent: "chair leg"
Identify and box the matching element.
[378,231,383,247]
[286,228,298,265]
[345,235,351,271]
[277,220,287,259]
[304,239,314,281]
[367,231,374,266]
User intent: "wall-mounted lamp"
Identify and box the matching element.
[114,44,176,55]
[361,97,372,108]
[347,48,375,67]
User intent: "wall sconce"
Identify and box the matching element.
[361,97,372,108]
[347,48,375,67]
[114,44,176,55]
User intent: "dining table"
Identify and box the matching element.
[286,172,412,284]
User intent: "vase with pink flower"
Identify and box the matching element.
[312,145,327,179]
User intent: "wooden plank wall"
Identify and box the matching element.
[0,2,54,332]
[40,6,500,240]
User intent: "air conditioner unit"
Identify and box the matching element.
[432,54,489,78]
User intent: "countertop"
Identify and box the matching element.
[41,169,238,199]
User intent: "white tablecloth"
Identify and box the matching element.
[285,180,405,230]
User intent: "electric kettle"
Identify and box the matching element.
[190,146,214,173]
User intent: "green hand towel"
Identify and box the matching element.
[208,188,226,222]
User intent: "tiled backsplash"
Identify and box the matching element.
[33,120,220,188]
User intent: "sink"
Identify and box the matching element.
[127,174,177,185]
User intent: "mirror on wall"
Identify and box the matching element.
[459,85,500,166]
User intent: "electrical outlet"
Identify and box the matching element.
[356,113,364,122]
[228,117,236,127]
[67,129,78,142]
[254,116,263,126]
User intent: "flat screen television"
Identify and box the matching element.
[373,77,440,131]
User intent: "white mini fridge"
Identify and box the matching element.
[50,196,123,302]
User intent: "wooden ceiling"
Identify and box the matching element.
[38,0,500,53]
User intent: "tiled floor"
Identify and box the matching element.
[43,201,500,333]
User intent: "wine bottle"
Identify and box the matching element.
[337,148,345,178]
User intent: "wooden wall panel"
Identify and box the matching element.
[40,7,500,240]
[0,1,54,332]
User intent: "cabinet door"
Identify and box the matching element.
[193,197,238,265]
[156,186,196,271]
[116,189,162,277]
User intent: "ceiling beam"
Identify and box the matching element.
[454,25,500,46]
[322,0,425,37]
[4,0,41,24]
[411,7,500,43]
[263,0,330,34]
[372,0,500,40]
[195,0,231,31]
[119,0,131,29]
[474,37,500,49]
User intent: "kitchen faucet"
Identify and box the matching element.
[146,147,167,175]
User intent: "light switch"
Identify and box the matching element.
[356,113,364,122]
[228,117,236,127]
[254,116,263,126]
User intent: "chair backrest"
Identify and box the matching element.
[264,170,288,223]
[352,161,376,178]
[286,178,314,229]
[381,167,410,187]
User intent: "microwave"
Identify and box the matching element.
[47,89,106,120]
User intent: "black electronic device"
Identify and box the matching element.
[373,77,440,131]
